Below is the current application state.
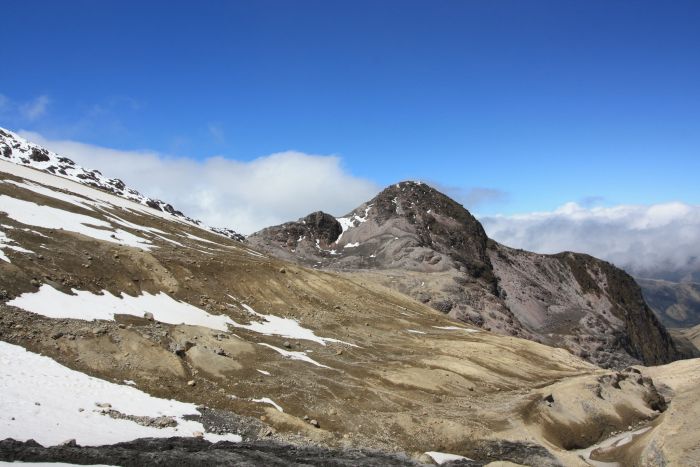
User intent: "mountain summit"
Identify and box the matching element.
[250,181,685,368]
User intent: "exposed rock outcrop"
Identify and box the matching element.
[250,181,686,368]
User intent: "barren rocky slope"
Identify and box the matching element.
[2,147,699,465]
[249,182,684,369]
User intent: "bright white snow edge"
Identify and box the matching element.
[0,193,154,250]
[0,177,227,253]
[0,463,115,466]
[0,229,34,263]
[0,156,240,242]
[259,343,331,369]
[8,285,235,332]
[425,451,474,464]
[232,303,357,347]
[0,341,241,446]
[432,326,480,332]
[335,205,372,242]
[251,397,284,412]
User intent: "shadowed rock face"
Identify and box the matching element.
[249,181,686,368]
[254,211,343,249]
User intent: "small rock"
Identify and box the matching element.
[59,439,77,447]
[95,402,112,409]
[143,312,154,321]
[334,305,341,310]
[336,349,343,355]
[187,380,196,387]
[154,416,177,428]
[303,415,310,421]
[192,431,204,438]
[279,268,286,274]
[51,332,64,340]
[309,419,320,428]
[283,341,291,349]
[30,279,41,287]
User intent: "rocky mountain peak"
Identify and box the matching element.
[250,181,688,368]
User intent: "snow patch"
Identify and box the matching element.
[258,343,331,368]
[8,285,235,331]
[0,341,241,446]
[182,232,223,246]
[0,194,154,250]
[335,204,372,242]
[232,304,357,347]
[0,229,34,263]
[425,451,473,464]
[251,397,283,412]
[432,326,480,333]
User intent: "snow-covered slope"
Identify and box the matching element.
[0,127,243,241]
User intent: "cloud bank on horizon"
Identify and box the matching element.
[17,130,700,282]
[481,202,700,282]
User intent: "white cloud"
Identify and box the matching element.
[480,202,700,281]
[17,131,379,234]
[19,95,50,120]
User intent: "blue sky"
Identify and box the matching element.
[1,0,699,217]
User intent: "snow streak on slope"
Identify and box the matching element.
[258,343,331,368]
[0,193,155,250]
[0,128,243,240]
[8,285,235,332]
[231,303,357,347]
[0,163,245,253]
[335,205,372,243]
[0,341,241,446]
[0,228,34,263]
